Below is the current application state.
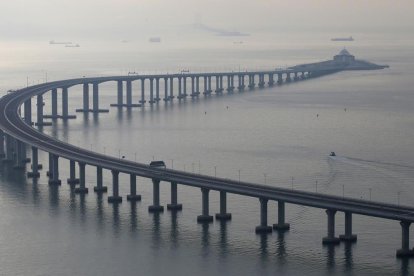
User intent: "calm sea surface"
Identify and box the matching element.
[1,32,414,275]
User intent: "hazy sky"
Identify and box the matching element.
[1,0,413,40]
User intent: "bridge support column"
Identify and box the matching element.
[149,179,164,212]
[149,78,155,104]
[191,77,196,97]
[215,76,220,93]
[268,74,275,86]
[256,198,272,233]
[258,74,265,88]
[74,162,88,193]
[396,221,414,257]
[167,181,182,210]
[0,130,4,159]
[48,154,61,185]
[93,166,107,192]
[339,212,357,242]
[127,174,141,201]
[277,73,283,84]
[126,80,132,106]
[163,78,169,101]
[83,83,90,111]
[27,146,40,178]
[3,134,15,163]
[215,191,232,221]
[13,140,26,169]
[207,76,212,93]
[24,98,32,125]
[196,76,200,95]
[140,79,146,105]
[169,78,174,100]
[322,209,340,244]
[61,87,68,118]
[248,75,255,89]
[67,160,80,184]
[108,170,122,203]
[286,73,292,82]
[219,76,223,92]
[177,77,182,99]
[51,88,58,118]
[183,77,187,97]
[93,83,99,112]
[155,78,160,101]
[203,76,208,95]
[35,94,45,126]
[197,188,213,223]
[273,201,290,231]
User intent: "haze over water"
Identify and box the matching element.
[1,5,414,275]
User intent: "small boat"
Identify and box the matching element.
[331,36,354,41]
[329,152,336,157]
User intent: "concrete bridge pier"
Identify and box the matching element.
[215,76,220,93]
[167,181,182,210]
[196,76,200,95]
[149,78,155,104]
[3,134,15,163]
[277,73,283,85]
[44,88,59,119]
[48,154,61,185]
[286,73,292,82]
[248,75,255,89]
[215,191,232,221]
[74,162,88,194]
[155,78,160,101]
[0,130,5,159]
[46,152,53,177]
[67,160,80,184]
[301,72,306,79]
[91,83,109,113]
[93,166,108,192]
[149,179,164,212]
[169,77,175,100]
[93,83,99,112]
[60,87,76,119]
[139,79,146,105]
[24,98,32,125]
[273,201,290,231]
[108,170,122,203]
[118,80,124,106]
[226,76,232,92]
[219,76,224,93]
[13,140,27,169]
[76,84,89,112]
[127,174,141,201]
[396,221,414,257]
[183,77,188,97]
[163,78,169,101]
[207,76,212,94]
[322,209,340,244]
[203,76,208,95]
[35,94,46,126]
[126,80,133,106]
[255,198,272,233]
[197,188,213,223]
[27,146,40,178]
[190,77,196,97]
[268,74,275,86]
[177,77,183,99]
[294,72,299,81]
[84,83,90,111]
[339,212,357,242]
[258,74,265,88]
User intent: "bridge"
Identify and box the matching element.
[3,52,410,258]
